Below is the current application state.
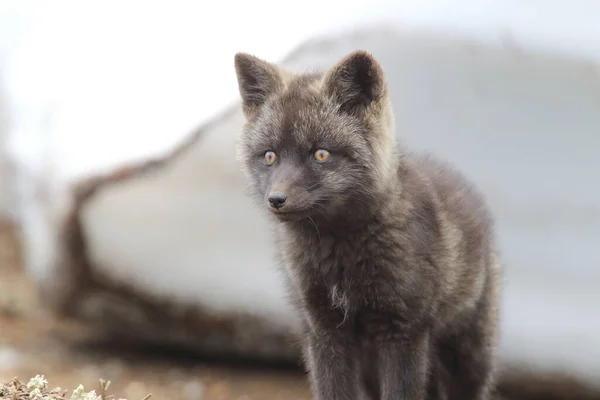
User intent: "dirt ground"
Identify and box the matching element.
[0,224,310,400]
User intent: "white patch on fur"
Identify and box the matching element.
[330,284,350,327]
[330,284,348,310]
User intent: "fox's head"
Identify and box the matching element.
[234,50,398,223]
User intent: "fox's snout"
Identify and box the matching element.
[267,192,287,209]
[265,164,303,212]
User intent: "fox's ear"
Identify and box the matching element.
[234,53,284,119]
[323,50,386,114]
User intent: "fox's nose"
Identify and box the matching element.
[267,192,287,209]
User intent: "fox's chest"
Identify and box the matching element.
[280,227,407,321]
[289,252,398,323]
[299,277,409,339]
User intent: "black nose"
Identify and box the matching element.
[267,192,287,209]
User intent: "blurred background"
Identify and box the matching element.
[0,1,599,399]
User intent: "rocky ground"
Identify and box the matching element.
[0,224,310,400]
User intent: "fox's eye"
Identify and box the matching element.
[313,149,330,162]
[264,151,277,165]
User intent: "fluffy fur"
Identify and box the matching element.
[234,50,500,400]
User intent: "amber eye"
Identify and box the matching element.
[264,151,277,165]
[313,149,330,162]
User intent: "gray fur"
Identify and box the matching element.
[234,50,500,400]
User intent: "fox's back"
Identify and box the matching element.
[410,151,495,252]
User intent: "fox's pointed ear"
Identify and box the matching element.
[234,53,284,118]
[323,50,386,114]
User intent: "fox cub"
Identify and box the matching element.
[233,50,500,400]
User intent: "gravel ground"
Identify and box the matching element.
[0,224,310,400]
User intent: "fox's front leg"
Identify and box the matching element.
[304,333,360,400]
[377,331,431,400]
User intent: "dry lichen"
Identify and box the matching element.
[0,375,151,400]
